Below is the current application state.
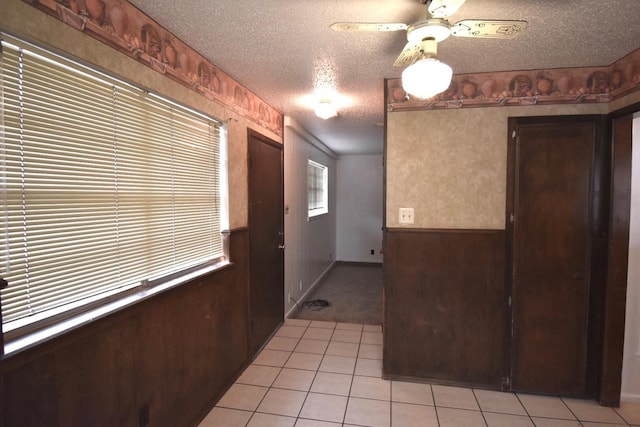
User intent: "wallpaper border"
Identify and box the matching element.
[24,0,283,136]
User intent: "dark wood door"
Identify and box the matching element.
[510,118,595,396]
[248,130,284,357]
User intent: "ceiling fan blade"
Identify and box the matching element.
[330,22,408,32]
[428,0,467,19]
[450,19,528,38]
[394,41,421,67]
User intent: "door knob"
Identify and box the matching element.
[278,244,285,249]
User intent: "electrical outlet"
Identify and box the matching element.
[399,207,414,224]
[370,249,375,255]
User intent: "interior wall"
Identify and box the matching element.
[622,113,640,402]
[386,103,608,230]
[0,1,281,425]
[284,118,337,316]
[336,155,383,263]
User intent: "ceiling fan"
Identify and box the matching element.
[330,0,528,68]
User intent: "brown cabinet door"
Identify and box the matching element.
[248,130,284,356]
[510,119,595,397]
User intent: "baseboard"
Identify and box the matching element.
[336,260,383,267]
[285,260,336,319]
[621,392,640,402]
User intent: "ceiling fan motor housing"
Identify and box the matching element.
[407,18,451,44]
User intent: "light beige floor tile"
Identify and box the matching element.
[358,344,383,360]
[272,368,316,392]
[361,331,383,345]
[363,324,383,332]
[484,412,534,427]
[392,402,438,427]
[518,394,576,420]
[474,389,527,415]
[562,398,627,424]
[277,325,307,339]
[254,349,291,367]
[432,384,480,411]
[285,319,311,327]
[236,364,281,387]
[285,352,323,371]
[267,336,300,352]
[299,392,348,424]
[616,401,640,424]
[247,412,296,427]
[391,381,434,406]
[436,407,486,427]
[319,355,356,374]
[354,357,383,377]
[350,376,391,401]
[336,323,364,331]
[294,419,341,427]
[257,388,307,417]
[294,339,329,355]
[344,397,391,427]
[309,320,337,329]
[303,327,334,341]
[310,371,353,396]
[198,407,252,426]
[325,341,359,358]
[531,418,581,427]
[331,329,362,343]
[216,383,269,411]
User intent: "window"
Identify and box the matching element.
[308,159,328,217]
[0,35,228,338]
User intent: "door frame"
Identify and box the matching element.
[599,102,639,405]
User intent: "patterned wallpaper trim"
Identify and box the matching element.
[387,47,640,112]
[25,0,284,136]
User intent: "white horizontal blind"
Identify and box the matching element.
[308,160,327,216]
[0,36,224,328]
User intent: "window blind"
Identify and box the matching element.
[308,160,327,216]
[1,36,225,330]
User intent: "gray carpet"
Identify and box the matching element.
[290,262,382,325]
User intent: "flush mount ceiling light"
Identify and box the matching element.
[312,58,340,119]
[315,98,338,119]
[401,38,452,99]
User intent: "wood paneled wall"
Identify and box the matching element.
[383,229,507,389]
[0,229,250,427]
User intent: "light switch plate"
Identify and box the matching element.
[399,207,414,224]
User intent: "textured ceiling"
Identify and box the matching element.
[128,0,640,154]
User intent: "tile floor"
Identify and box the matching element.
[199,319,640,427]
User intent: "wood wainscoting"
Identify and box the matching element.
[383,228,507,389]
[0,229,251,427]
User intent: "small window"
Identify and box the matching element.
[308,160,328,218]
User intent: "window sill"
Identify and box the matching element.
[2,259,232,358]
[308,212,329,221]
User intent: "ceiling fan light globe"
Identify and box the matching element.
[402,58,453,99]
[315,99,338,119]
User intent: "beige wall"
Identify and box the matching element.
[0,0,282,230]
[386,103,608,229]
